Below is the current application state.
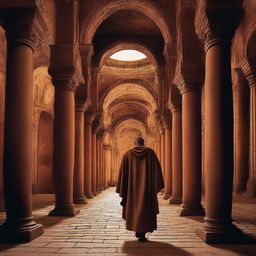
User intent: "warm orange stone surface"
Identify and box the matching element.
[0,187,255,256]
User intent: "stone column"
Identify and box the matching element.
[96,133,102,194]
[91,125,98,196]
[170,105,182,204]
[194,5,243,243]
[233,70,249,194]
[84,112,94,198]
[103,144,112,188]
[48,77,79,216]
[248,80,256,196]
[73,105,87,204]
[160,125,165,178]
[100,139,105,190]
[242,67,256,197]
[32,109,41,193]
[0,11,46,242]
[177,84,203,216]
[163,120,172,200]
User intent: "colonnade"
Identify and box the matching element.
[0,0,254,246]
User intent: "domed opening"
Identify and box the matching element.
[110,49,147,61]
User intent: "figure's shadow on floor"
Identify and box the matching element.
[122,240,192,255]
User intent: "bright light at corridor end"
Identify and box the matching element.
[110,50,147,61]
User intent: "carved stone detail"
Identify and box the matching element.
[4,7,49,51]
[177,82,202,95]
[241,59,256,88]
[195,0,243,52]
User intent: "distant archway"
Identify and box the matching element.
[36,111,54,193]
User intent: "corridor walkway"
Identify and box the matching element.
[0,187,255,256]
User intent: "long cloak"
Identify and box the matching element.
[116,146,164,233]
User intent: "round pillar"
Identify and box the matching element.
[160,126,165,178]
[246,77,256,197]
[96,134,102,194]
[84,112,94,198]
[163,122,172,200]
[1,40,44,241]
[170,106,182,204]
[195,39,241,243]
[49,82,79,216]
[91,130,97,196]
[73,106,87,204]
[233,72,249,194]
[178,86,204,216]
[103,144,112,188]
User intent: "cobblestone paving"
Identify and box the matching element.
[0,187,255,256]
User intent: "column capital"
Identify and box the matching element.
[49,43,84,92]
[103,144,112,151]
[195,0,243,52]
[163,120,172,130]
[75,104,86,113]
[169,103,182,114]
[33,109,41,129]
[178,82,202,95]
[92,117,101,133]
[241,59,256,88]
[84,111,95,125]
[96,128,105,140]
[3,7,49,51]
[80,44,94,61]
[50,71,81,92]
[159,123,165,135]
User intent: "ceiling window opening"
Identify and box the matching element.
[110,50,147,61]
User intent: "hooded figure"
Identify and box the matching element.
[116,137,164,241]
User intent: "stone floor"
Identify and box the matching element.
[0,187,255,256]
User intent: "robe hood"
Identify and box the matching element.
[130,146,149,159]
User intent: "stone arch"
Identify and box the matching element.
[246,25,256,69]
[100,79,157,109]
[33,66,54,111]
[80,0,172,44]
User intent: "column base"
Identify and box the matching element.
[169,196,182,204]
[235,183,247,194]
[49,205,80,217]
[177,204,205,216]
[195,223,242,244]
[108,182,117,187]
[163,193,171,200]
[246,180,256,197]
[92,191,98,196]
[0,218,44,243]
[104,185,109,189]
[85,192,94,199]
[73,195,87,204]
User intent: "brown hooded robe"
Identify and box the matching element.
[116,146,164,233]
